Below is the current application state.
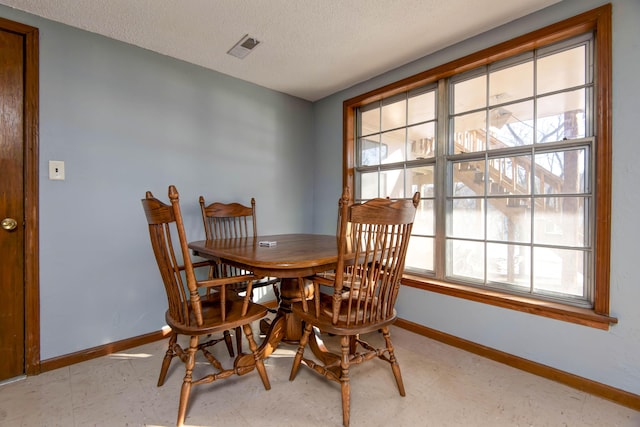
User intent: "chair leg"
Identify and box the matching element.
[235,326,243,354]
[381,327,405,396]
[272,281,281,304]
[177,335,198,427]
[243,323,271,390]
[349,335,357,355]
[340,335,351,427]
[289,322,313,381]
[223,330,235,357]
[158,332,177,387]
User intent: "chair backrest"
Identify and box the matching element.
[142,185,205,327]
[199,196,258,283]
[199,197,257,240]
[330,189,420,327]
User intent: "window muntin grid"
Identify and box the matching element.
[355,33,594,306]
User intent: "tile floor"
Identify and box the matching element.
[0,321,638,427]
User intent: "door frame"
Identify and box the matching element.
[1,17,40,375]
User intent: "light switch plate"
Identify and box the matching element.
[49,160,65,180]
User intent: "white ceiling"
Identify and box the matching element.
[0,0,560,101]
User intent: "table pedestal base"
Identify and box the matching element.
[238,277,327,369]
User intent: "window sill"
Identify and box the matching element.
[401,275,618,330]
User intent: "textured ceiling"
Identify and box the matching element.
[0,0,560,101]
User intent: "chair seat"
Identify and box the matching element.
[291,293,396,336]
[166,297,269,336]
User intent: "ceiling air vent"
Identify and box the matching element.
[227,34,260,59]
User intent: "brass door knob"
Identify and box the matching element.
[1,218,18,231]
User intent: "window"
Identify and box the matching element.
[343,5,615,329]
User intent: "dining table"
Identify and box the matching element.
[188,233,339,365]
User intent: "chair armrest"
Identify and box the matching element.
[176,261,210,271]
[192,260,211,269]
[311,272,337,286]
[197,274,258,289]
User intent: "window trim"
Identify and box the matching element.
[343,4,616,329]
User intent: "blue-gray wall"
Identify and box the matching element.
[313,0,640,396]
[1,0,638,398]
[0,5,314,359]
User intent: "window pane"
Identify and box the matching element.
[449,239,484,281]
[358,136,382,166]
[360,106,380,135]
[489,100,534,148]
[450,199,484,239]
[533,196,587,247]
[360,172,378,199]
[487,243,530,287]
[453,74,486,113]
[489,61,533,105]
[536,89,586,143]
[381,98,406,131]
[413,199,434,235]
[534,148,587,194]
[381,169,404,198]
[408,91,436,125]
[408,123,436,160]
[537,45,586,95]
[406,166,434,199]
[488,155,531,195]
[453,160,485,197]
[533,247,585,297]
[406,236,434,272]
[381,129,406,164]
[453,111,486,153]
[487,201,531,243]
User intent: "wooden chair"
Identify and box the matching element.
[142,185,270,427]
[289,189,420,427]
[199,196,280,350]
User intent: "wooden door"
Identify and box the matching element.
[0,17,39,380]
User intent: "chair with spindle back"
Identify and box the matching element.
[142,185,271,426]
[289,188,420,427]
[199,196,280,352]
